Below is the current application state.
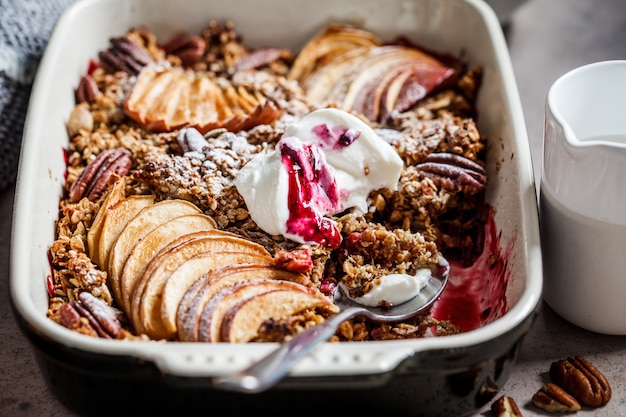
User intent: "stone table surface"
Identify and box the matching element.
[2,0,626,416]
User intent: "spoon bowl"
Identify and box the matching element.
[212,256,450,393]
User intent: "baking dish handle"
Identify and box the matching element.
[146,343,418,384]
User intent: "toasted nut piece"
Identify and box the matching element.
[58,293,122,339]
[491,396,523,417]
[176,127,209,154]
[68,148,132,203]
[78,292,122,338]
[67,103,94,137]
[59,302,82,330]
[415,152,487,195]
[161,33,206,67]
[532,383,581,413]
[75,74,100,103]
[99,36,153,75]
[550,355,612,407]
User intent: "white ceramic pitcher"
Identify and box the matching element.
[541,60,626,335]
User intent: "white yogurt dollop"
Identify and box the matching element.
[233,146,290,236]
[283,108,403,216]
[235,108,403,247]
[340,269,433,307]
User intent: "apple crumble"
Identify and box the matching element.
[47,20,486,343]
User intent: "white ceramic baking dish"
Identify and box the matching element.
[10,0,542,415]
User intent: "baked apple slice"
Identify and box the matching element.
[136,251,273,340]
[86,177,128,266]
[187,76,227,128]
[288,24,382,85]
[107,199,202,304]
[129,229,271,338]
[124,67,282,134]
[124,66,191,131]
[177,265,309,342]
[97,195,155,270]
[290,25,457,124]
[118,213,217,314]
[198,279,324,343]
[335,46,457,121]
[220,288,338,343]
[301,47,370,105]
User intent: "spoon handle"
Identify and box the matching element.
[212,307,362,393]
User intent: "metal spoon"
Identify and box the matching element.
[212,256,450,393]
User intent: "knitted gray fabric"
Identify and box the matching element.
[0,0,73,190]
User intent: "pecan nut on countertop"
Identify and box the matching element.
[550,355,612,407]
[532,383,581,413]
[491,395,524,417]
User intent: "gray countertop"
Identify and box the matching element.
[2,0,626,415]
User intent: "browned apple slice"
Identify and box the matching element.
[136,250,273,340]
[124,67,281,134]
[97,195,155,270]
[357,63,457,123]
[301,47,370,106]
[187,76,221,128]
[157,251,273,339]
[197,279,322,343]
[107,199,202,305]
[295,37,457,123]
[288,24,382,85]
[118,213,217,314]
[375,67,419,123]
[220,288,338,343]
[335,46,446,110]
[87,177,127,266]
[177,265,309,342]
[124,67,191,131]
[355,64,416,122]
[129,229,271,338]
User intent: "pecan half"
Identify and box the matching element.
[532,383,581,413]
[550,355,612,407]
[75,74,100,103]
[59,292,122,338]
[491,396,523,417]
[415,152,487,194]
[78,292,122,338]
[68,148,132,203]
[59,302,83,330]
[161,33,206,67]
[98,36,154,75]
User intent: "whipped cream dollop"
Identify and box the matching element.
[340,269,432,307]
[235,108,403,248]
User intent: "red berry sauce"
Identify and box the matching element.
[279,137,343,248]
[432,206,513,332]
